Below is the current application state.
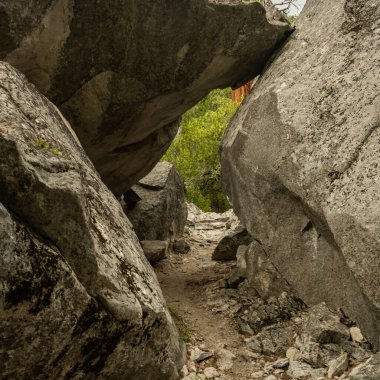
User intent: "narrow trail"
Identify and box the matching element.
[156,208,263,380]
[154,206,374,380]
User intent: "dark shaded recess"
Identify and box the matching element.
[0,7,16,58]
[3,222,59,315]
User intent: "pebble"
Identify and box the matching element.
[204,367,219,379]
[286,347,301,361]
[251,370,264,378]
[215,348,236,370]
[350,326,365,343]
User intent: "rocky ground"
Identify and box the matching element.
[156,204,379,380]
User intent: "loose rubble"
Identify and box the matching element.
[155,203,379,379]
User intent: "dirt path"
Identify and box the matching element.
[155,212,262,380]
[155,206,375,380]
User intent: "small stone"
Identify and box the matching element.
[140,240,168,264]
[350,327,365,343]
[327,353,349,378]
[173,239,191,254]
[264,375,277,380]
[272,357,289,369]
[215,348,236,370]
[286,347,301,361]
[251,370,264,378]
[287,361,325,379]
[191,347,214,363]
[204,367,219,379]
[180,365,189,377]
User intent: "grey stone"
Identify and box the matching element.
[221,0,380,348]
[240,293,305,334]
[1,0,292,196]
[215,348,236,371]
[301,303,350,345]
[300,338,341,368]
[350,353,380,380]
[173,239,191,254]
[123,162,188,242]
[0,62,184,379]
[212,227,252,261]
[204,367,219,379]
[247,323,295,356]
[272,358,290,369]
[287,361,325,380]
[140,240,168,264]
[327,353,349,378]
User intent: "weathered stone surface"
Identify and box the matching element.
[246,323,295,356]
[0,0,292,196]
[173,239,191,254]
[123,162,188,243]
[237,241,292,298]
[301,303,350,345]
[350,353,380,380]
[141,240,169,264]
[0,62,184,379]
[221,0,380,347]
[212,227,252,261]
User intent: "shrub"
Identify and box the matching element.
[163,89,239,212]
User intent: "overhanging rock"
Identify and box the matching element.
[0,61,184,379]
[0,0,291,195]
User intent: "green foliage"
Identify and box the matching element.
[33,138,62,156]
[163,89,239,212]
[168,303,193,343]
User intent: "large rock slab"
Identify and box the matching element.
[0,0,291,196]
[0,62,184,379]
[221,0,380,347]
[123,162,188,243]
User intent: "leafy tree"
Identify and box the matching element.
[163,89,239,212]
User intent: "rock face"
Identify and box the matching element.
[212,227,252,261]
[0,62,184,379]
[0,0,292,196]
[123,162,188,243]
[221,0,380,347]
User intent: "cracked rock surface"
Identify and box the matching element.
[0,0,291,196]
[0,62,184,379]
[221,0,380,348]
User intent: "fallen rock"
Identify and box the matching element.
[327,353,349,378]
[221,0,380,348]
[2,0,292,195]
[246,323,295,356]
[350,353,380,380]
[301,303,350,345]
[350,327,365,343]
[173,239,191,254]
[123,162,187,242]
[212,227,252,261]
[140,240,168,264]
[300,338,341,368]
[0,62,184,379]
[286,347,301,361]
[190,347,214,363]
[287,361,325,380]
[215,348,236,371]
[239,293,305,334]
[203,367,219,379]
